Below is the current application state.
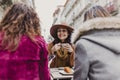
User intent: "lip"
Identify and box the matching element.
[59,34,62,37]
[58,34,67,40]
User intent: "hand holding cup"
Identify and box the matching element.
[61,43,74,53]
[51,43,61,53]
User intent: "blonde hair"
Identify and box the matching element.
[84,5,111,21]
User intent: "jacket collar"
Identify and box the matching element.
[72,17,120,43]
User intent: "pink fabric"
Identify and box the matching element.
[0,35,50,80]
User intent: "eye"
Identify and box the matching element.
[57,29,67,32]
[62,29,67,32]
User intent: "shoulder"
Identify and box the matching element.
[34,36,48,51]
[19,35,47,49]
[75,39,87,50]
[72,17,120,43]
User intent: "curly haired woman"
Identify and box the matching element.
[0,3,50,80]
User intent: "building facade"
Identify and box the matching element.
[53,0,120,29]
[12,0,35,8]
[0,0,35,19]
[52,5,64,25]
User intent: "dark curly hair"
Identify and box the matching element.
[0,3,41,52]
[53,29,72,45]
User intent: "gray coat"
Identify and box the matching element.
[72,17,120,80]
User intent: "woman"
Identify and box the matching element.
[0,3,50,80]
[72,5,120,80]
[48,23,74,68]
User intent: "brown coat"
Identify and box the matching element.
[48,42,74,68]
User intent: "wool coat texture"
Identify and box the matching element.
[0,35,50,80]
[72,17,120,80]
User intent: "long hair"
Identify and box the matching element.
[0,3,41,52]
[84,5,111,21]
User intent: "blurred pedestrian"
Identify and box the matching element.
[83,5,111,21]
[0,3,50,80]
[72,5,120,80]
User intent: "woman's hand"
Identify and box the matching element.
[51,43,61,53]
[62,43,74,53]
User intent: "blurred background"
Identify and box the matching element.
[0,0,120,43]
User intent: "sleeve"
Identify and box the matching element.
[38,38,51,80]
[47,42,53,55]
[74,41,89,80]
[70,44,75,67]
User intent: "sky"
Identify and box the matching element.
[34,0,66,41]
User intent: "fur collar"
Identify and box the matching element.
[72,17,120,43]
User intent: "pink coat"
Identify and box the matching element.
[0,35,50,80]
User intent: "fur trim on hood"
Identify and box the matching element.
[72,17,120,43]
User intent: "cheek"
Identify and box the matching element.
[64,32,69,36]
[64,33,68,37]
[57,32,60,37]
[57,33,62,38]
[58,33,68,38]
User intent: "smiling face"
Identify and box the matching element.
[57,28,69,42]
